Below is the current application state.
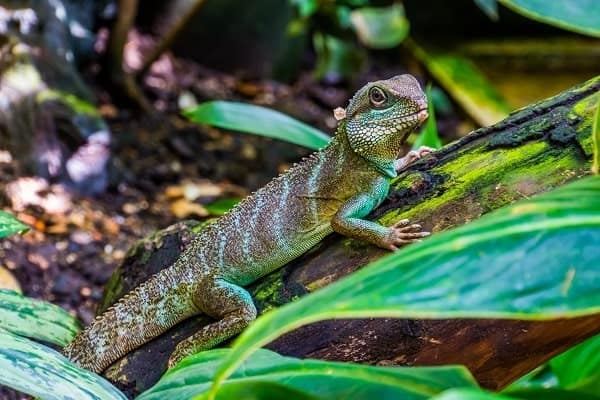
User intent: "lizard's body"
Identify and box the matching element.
[63,75,431,373]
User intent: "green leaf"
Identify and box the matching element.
[592,99,600,175]
[413,85,442,150]
[350,4,410,49]
[0,328,127,400]
[550,334,600,393]
[433,387,600,400]
[204,198,240,216]
[183,101,331,150]
[313,33,366,82]
[290,0,318,18]
[408,41,512,126]
[140,349,476,400]
[0,289,81,346]
[195,381,321,400]
[474,0,499,20]
[506,333,600,396]
[210,176,600,392]
[432,387,518,399]
[0,211,28,239]
[498,0,600,38]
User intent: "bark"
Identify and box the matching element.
[138,0,206,76]
[99,76,600,398]
[105,0,153,112]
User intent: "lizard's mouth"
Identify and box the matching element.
[416,107,429,122]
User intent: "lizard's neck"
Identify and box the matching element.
[334,120,403,178]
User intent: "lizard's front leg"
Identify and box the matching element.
[331,192,430,251]
[168,278,257,367]
[394,146,435,172]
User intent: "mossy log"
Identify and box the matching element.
[99,76,600,398]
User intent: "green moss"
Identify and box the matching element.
[572,92,600,155]
[380,137,586,228]
[253,271,286,312]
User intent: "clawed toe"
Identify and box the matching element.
[385,219,431,251]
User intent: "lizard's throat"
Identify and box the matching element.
[348,129,412,178]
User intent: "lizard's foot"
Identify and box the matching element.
[382,218,430,251]
[394,146,436,172]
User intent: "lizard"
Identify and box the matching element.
[62,74,433,373]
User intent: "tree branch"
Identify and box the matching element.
[137,0,206,76]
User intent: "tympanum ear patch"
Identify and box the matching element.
[334,107,347,121]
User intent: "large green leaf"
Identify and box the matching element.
[184,101,331,150]
[350,4,410,49]
[0,289,81,346]
[408,41,511,126]
[139,349,476,400]
[0,211,28,239]
[0,329,127,400]
[209,176,600,393]
[498,0,600,38]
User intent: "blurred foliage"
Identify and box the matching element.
[474,0,500,20]
[413,85,442,150]
[290,1,412,81]
[313,32,366,82]
[349,4,410,49]
[497,0,600,37]
[408,41,512,126]
[0,211,28,239]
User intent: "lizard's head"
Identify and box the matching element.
[339,74,428,176]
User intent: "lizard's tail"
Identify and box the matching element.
[62,265,198,373]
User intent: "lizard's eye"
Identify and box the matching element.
[368,87,387,107]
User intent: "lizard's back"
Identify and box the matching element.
[197,138,370,285]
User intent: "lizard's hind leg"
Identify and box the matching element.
[168,278,257,367]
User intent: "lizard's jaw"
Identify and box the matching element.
[417,108,429,122]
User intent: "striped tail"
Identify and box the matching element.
[62,266,198,373]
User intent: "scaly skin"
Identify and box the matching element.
[63,74,431,373]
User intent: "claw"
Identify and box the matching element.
[394,146,436,172]
[394,218,410,227]
[382,218,431,250]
